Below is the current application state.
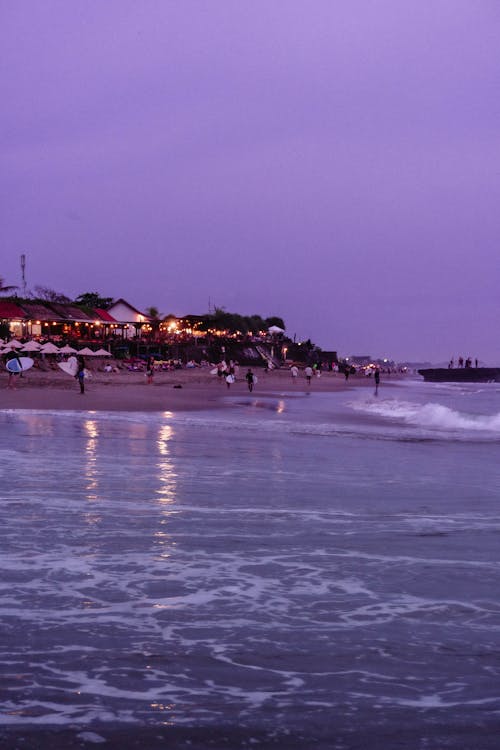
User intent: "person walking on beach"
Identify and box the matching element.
[245,368,255,392]
[5,348,22,389]
[76,356,86,394]
[374,367,380,396]
[290,365,298,381]
[304,365,313,385]
[146,355,155,385]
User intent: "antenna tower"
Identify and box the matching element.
[20,254,27,295]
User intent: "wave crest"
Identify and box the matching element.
[350,398,500,433]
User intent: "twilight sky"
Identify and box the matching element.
[2,1,499,362]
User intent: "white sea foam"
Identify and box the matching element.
[349,397,500,434]
[2,394,500,733]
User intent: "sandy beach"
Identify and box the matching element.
[0,365,381,413]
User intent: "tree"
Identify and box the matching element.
[145,306,162,337]
[0,276,18,295]
[75,292,114,309]
[145,306,161,320]
[265,316,285,331]
[34,285,71,303]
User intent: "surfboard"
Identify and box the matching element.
[58,360,92,379]
[6,357,34,373]
[58,361,77,377]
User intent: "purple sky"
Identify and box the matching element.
[2,1,499,362]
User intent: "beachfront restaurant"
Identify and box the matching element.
[0,300,123,343]
[0,300,29,339]
[106,298,152,339]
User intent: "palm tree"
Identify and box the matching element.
[0,276,18,295]
[145,306,162,340]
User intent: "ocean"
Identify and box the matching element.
[1,377,500,749]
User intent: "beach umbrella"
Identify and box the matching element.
[40,342,60,354]
[59,344,78,354]
[78,347,96,356]
[21,340,42,352]
[94,348,112,357]
[1,342,19,353]
[4,340,23,349]
[268,325,285,334]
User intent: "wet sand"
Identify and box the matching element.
[0,366,380,413]
[1,718,497,750]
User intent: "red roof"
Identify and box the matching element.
[0,300,27,319]
[94,308,118,323]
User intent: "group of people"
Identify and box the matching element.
[290,363,323,384]
[448,357,478,369]
[215,360,257,392]
[289,362,380,393]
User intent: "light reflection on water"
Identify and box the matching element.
[156,423,177,506]
[84,418,99,505]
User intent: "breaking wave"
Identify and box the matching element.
[349,397,500,435]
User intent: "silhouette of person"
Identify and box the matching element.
[76,356,85,394]
[245,369,254,392]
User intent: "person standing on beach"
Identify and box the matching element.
[305,365,313,385]
[245,369,255,392]
[217,363,225,383]
[146,356,155,385]
[374,367,380,396]
[290,365,298,381]
[76,356,85,394]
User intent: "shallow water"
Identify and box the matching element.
[1,378,500,746]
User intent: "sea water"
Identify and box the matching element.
[1,378,500,747]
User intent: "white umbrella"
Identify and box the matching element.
[268,325,285,334]
[94,348,112,356]
[21,340,42,352]
[78,347,96,355]
[59,344,78,354]
[40,342,60,354]
[4,340,23,349]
